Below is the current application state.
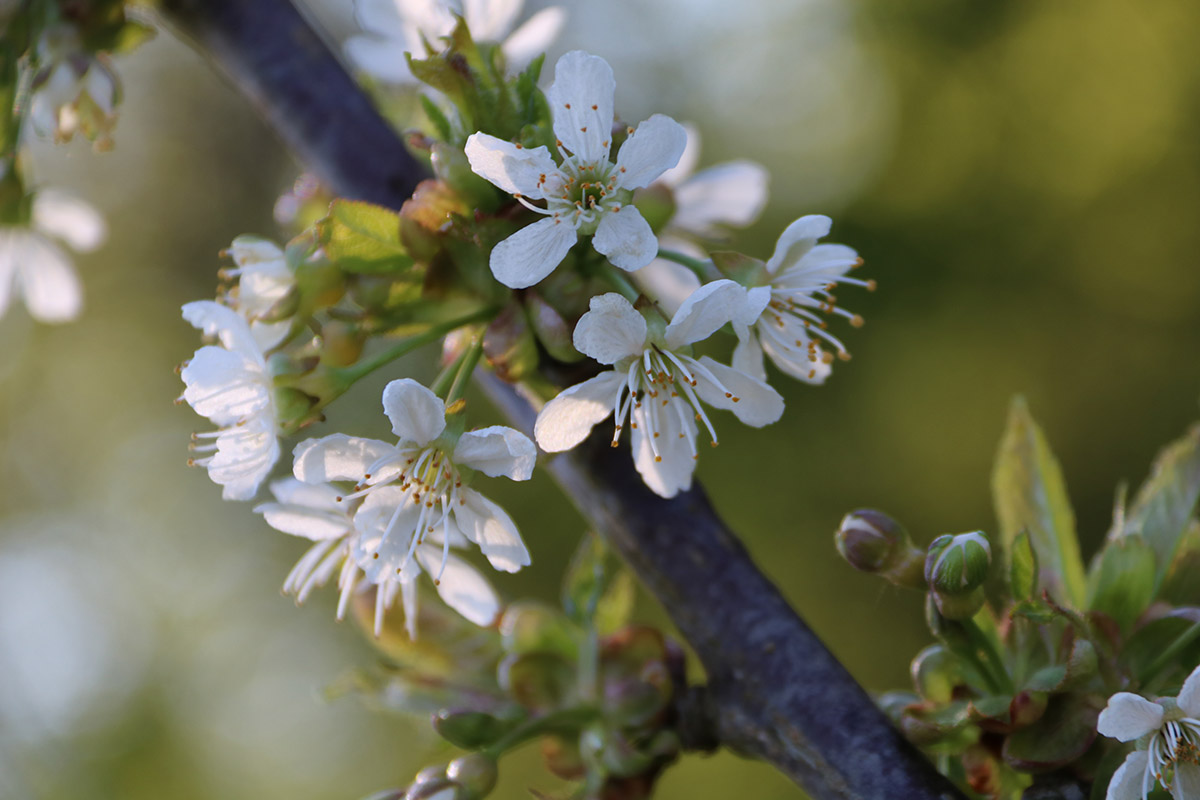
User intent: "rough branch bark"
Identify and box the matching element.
[158,2,964,798]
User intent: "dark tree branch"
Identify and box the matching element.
[158,2,964,798]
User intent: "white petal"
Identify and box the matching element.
[631,258,701,317]
[765,215,832,275]
[1097,693,1164,742]
[663,279,743,349]
[490,216,578,289]
[773,243,861,290]
[354,0,407,35]
[534,371,625,452]
[501,6,567,67]
[344,34,416,84]
[353,490,424,583]
[267,477,345,512]
[465,133,560,199]
[693,355,784,427]
[1173,761,1200,800]
[229,236,285,266]
[672,160,769,237]
[615,114,688,191]
[739,285,772,326]
[293,434,395,483]
[181,346,270,425]
[453,426,536,480]
[381,378,446,445]
[454,489,530,572]
[732,331,767,382]
[256,502,351,540]
[1105,750,1148,800]
[547,50,615,163]
[209,416,280,501]
[31,190,106,252]
[656,122,701,188]
[15,236,82,323]
[630,401,697,499]
[592,206,657,271]
[415,546,500,627]
[463,0,521,41]
[757,315,833,385]
[572,292,646,364]
[182,300,259,355]
[1178,664,1200,718]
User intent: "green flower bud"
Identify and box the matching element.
[835,509,926,589]
[432,710,507,750]
[925,532,992,595]
[405,779,462,800]
[446,753,498,798]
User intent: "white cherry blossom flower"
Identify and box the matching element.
[533,281,783,498]
[465,50,688,288]
[1098,665,1200,800]
[28,26,119,145]
[180,301,285,501]
[345,0,566,84]
[292,379,534,627]
[219,236,295,321]
[0,189,105,324]
[254,478,500,638]
[633,124,769,314]
[732,215,871,385]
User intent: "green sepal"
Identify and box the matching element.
[432,709,513,749]
[992,396,1087,609]
[318,199,415,275]
[710,251,768,287]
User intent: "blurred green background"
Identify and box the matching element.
[4,0,1200,798]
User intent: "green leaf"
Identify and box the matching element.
[1085,535,1156,630]
[1122,608,1200,683]
[1119,424,1200,590]
[432,709,511,749]
[317,200,414,274]
[992,397,1087,608]
[1161,522,1200,605]
[420,94,455,142]
[1001,692,1102,771]
[594,570,636,636]
[1010,530,1038,601]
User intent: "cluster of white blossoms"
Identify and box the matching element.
[466,50,688,288]
[261,379,534,636]
[345,0,566,84]
[179,240,296,500]
[535,281,783,498]
[1099,666,1200,800]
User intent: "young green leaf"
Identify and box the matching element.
[1085,535,1156,631]
[317,200,414,274]
[992,397,1086,608]
[1009,530,1038,601]
[1119,424,1200,591]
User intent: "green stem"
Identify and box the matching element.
[657,248,718,283]
[482,707,599,760]
[445,334,484,404]
[597,267,640,303]
[429,347,469,398]
[334,307,496,386]
[963,618,1014,695]
[1143,621,1200,687]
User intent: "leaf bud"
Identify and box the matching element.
[446,753,498,798]
[835,509,926,589]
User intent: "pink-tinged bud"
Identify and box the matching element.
[835,509,925,589]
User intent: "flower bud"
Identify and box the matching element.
[432,710,506,750]
[925,531,992,619]
[835,509,926,590]
[405,779,462,800]
[445,753,498,798]
[925,532,991,595]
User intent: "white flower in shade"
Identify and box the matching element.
[1098,665,1200,800]
[254,478,500,638]
[292,379,534,622]
[732,215,872,385]
[219,236,294,321]
[533,281,783,498]
[180,301,285,501]
[345,0,566,84]
[28,27,119,145]
[465,50,688,288]
[0,189,105,324]
[633,124,769,314]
